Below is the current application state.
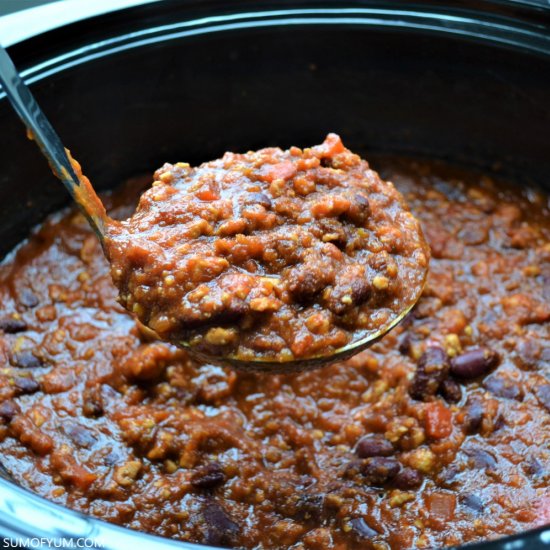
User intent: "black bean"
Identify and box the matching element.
[349,517,378,540]
[409,345,450,401]
[0,400,20,422]
[464,448,497,471]
[191,462,226,490]
[534,384,550,413]
[355,435,394,458]
[13,376,40,394]
[361,457,400,486]
[439,379,462,403]
[460,493,484,514]
[203,501,239,546]
[19,289,39,308]
[483,374,523,401]
[12,351,43,369]
[450,347,499,379]
[392,467,423,489]
[0,317,27,334]
[462,397,484,434]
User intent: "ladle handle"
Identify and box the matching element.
[0,45,107,239]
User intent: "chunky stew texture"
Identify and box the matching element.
[105,135,428,364]
[0,157,548,549]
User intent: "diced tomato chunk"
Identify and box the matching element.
[425,401,453,439]
[259,161,297,183]
[313,132,345,157]
[427,492,456,520]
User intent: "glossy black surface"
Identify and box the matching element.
[0,45,106,239]
[0,1,548,549]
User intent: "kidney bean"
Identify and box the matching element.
[13,376,40,394]
[286,250,335,300]
[523,458,544,478]
[460,493,484,514]
[203,500,239,546]
[355,435,394,458]
[324,266,370,314]
[191,462,226,490]
[64,422,98,449]
[19,289,39,308]
[12,351,44,369]
[349,517,378,540]
[483,374,523,401]
[398,333,412,356]
[82,387,105,418]
[361,457,400,485]
[439,379,462,403]
[294,493,325,521]
[0,400,20,422]
[344,192,371,225]
[462,397,484,434]
[393,467,423,489]
[0,317,27,334]
[343,459,364,480]
[450,347,499,379]
[464,448,497,472]
[317,219,348,249]
[409,345,449,401]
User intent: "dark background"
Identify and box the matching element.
[0,1,51,16]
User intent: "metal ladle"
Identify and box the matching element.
[0,44,425,374]
[0,46,107,243]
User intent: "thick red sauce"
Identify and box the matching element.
[0,157,547,549]
[105,135,428,364]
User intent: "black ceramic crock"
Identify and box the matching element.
[0,1,549,549]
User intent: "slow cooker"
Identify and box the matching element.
[0,1,548,548]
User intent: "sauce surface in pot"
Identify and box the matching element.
[0,156,548,549]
